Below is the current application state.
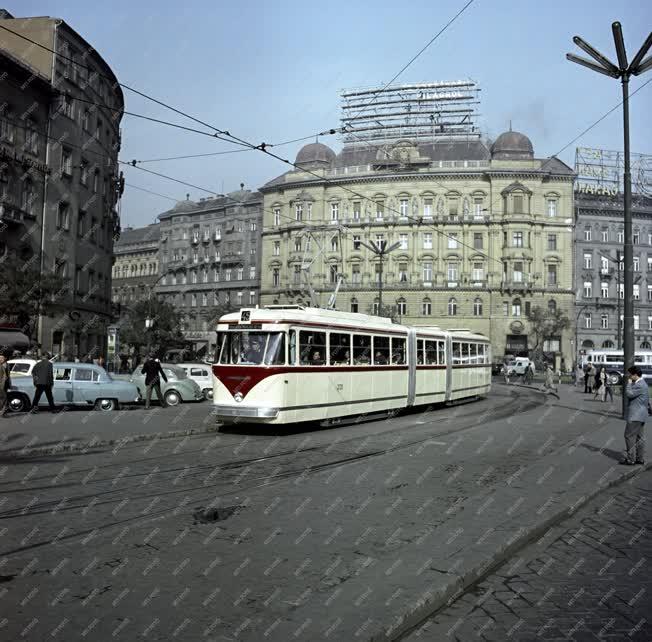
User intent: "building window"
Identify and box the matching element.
[0,109,14,142]
[583,252,592,269]
[633,232,640,244]
[447,233,458,249]
[274,208,280,226]
[473,197,484,219]
[583,281,592,297]
[295,204,303,221]
[503,301,509,316]
[648,285,652,302]
[351,298,359,313]
[584,228,592,241]
[512,298,521,317]
[473,233,483,250]
[601,282,609,298]
[600,256,610,274]
[547,234,557,251]
[422,299,431,315]
[353,235,361,250]
[249,266,255,279]
[397,298,407,316]
[634,315,640,330]
[422,262,433,283]
[601,314,609,329]
[273,241,280,256]
[547,198,557,217]
[547,264,557,286]
[352,202,361,220]
[249,291,256,305]
[423,198,433,218]
[236,291,243,306]
[633,256,640,271]
[61,148,73,176]
[272,268,279,287]
[601,229,608,242]
[21,178,35,215]
[648,317,652,331]
[513,195,524,213]
[619,284,624,299]
[634,283,640,300]
[584,312,592,329]
[225,269,231,281]
[62,93,74,120]
[423,233,432,250]
[191,294,197,307]
[352,264,361,283]
[398,263,408,283]
[330,265,339,283]
[375,201,384,220]
[512,232,523,248]
[618,230,624,243]
[448,298,457,316]
[513,262,524,283]
[448,198,458,219]
[330,236,338,252]
[25,120,39,154]
[447,262,458,282]
[202,293,208,307]
[473,298,483,316]
[292,265,301,284]
[399,199,409,218]
[472,262,484,282]
[330,203,339,221]
[399,233,408,250]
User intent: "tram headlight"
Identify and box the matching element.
[234,392,243,402]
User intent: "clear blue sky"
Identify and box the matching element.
[12,0,652,227]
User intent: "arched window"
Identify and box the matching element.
[512,298,521,317]
[548,299,556,313]
[350,297,358,313]
[397,298,407,316]
[640,341,651,350]
[448,297,457,316]
[602,340,615,348]
[582,339,594,349]
[473,298,483,316]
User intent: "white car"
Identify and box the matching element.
[7,358,38,377]
[506,357,535,376]
[177,363,213,400]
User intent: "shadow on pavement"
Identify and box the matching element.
[580,442,623,462]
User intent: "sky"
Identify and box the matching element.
[11,0,652,227]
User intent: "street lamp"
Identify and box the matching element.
[358,239,401,317]
[567,23,652,418]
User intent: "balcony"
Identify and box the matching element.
[501,280,533,293]
[221,252,244,264]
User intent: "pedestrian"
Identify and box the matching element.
[542,363,556,393]
[620,366,648,465]
[0,355,11,417]
[503,363,510,385]
[583,363,592,393]
[31,353,57,413]
[603,375,614,403]
[141,354,168,409]
[594,367,605,400]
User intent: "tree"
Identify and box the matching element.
[0,257,66,341]
[118,298,184,358]
[526,305,571,364]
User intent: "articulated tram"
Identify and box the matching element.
[212,306,491,425]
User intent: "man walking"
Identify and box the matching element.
[31,353,56,412]
[0,355,11,417]
[621,366,648,465]
[141,355,168,409]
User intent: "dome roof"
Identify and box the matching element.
[295,142,336,168]
[491,130,534,160]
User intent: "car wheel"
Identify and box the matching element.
[164,390,181,406]
[8,393,29,413]
[203,388,213,400]
[608,372,621,386]
[95,398,118,411]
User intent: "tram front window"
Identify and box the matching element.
[218,332,285,365]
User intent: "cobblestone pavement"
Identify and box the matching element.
[405,468,652,641]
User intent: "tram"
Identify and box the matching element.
[212,306,491,424]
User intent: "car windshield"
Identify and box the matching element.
[218,332,285,365]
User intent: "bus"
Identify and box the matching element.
[581,349,652,384]
[211,306,491,425]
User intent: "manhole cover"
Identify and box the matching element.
[193,505,242,523]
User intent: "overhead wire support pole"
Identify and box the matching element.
[567,21,652,419]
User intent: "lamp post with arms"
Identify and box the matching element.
[567,22,652,418]
[358,239,402,317]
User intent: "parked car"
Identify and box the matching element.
[177,363,213,400]
[491,361,505,376]
[7,358,38,377]
[506,357,535,376]
[8,363,140,412]
[128,363,204,406]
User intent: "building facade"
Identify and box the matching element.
[111,223,160,308]
[156,188,263,355]
[259,132,576,365]
[0,12,124,358]
[574,189,652,356]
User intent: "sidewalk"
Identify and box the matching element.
[0,384,648,641]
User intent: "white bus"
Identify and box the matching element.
[212,306,491,425]
[581,349,652,384]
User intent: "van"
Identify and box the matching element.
[506,357,535,376]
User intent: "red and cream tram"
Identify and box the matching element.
[212,306,491,424]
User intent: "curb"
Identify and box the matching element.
[389,461,652,641]
[0,423,221,459]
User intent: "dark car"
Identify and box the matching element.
[491,361,505,376]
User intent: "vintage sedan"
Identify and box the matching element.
[177,362,213,400]
[128,363,204,406]
[8,363,140,412]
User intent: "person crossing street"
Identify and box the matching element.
[31,353,57,412]
[141,354,168,409]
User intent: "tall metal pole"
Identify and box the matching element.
[378,251,384,315]
[621,74,634,419]
[617,251,622,350]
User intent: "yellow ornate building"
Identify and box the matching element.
[259,131,575,364]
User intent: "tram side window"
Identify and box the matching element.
[424,340,438,365]
[469,343,478,364]
[289,330,297,365]
[437,341,446,365]
[353,334,371,364]
[330,332,351,365]
[300,331,326,365]
[391,337,406,364]
[452,342,462,365]
[373,336,390,365]
[417,340,424,364]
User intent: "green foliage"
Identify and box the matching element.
[118,298,184,356]
[526,305,571,356]
[0,258,67,339]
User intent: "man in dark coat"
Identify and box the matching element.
[141,355,168,409]
[31,353,56,412]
